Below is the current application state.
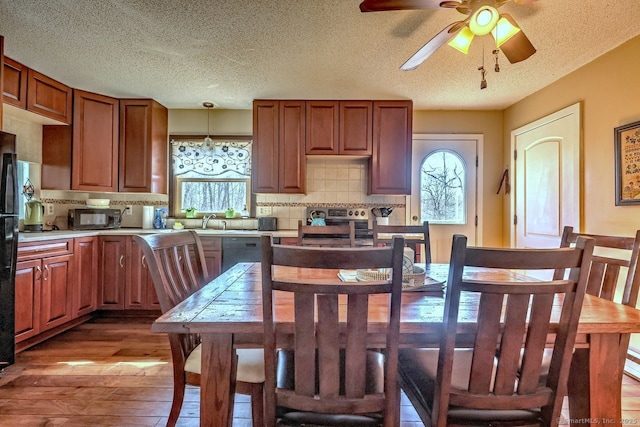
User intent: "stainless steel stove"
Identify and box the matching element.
[305,206,372,245]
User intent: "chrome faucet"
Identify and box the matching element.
[221,220,227,231]
[202,213,216,229]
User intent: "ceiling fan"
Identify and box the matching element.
[359,0,538,71]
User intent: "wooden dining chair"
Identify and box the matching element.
[261,234,405,427]
[556,226,640,418]
[297,219,356,247]
[372,220,431,263]
[133,231,265,427]
[398,234,594,427]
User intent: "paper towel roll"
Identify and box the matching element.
[142,206,154,229]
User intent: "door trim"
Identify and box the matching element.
[407,133,484,246]
[509,102,582,247]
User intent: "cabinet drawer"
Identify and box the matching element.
[18,239,73,261]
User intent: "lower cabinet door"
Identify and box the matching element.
[74,237,98,317]
[39,254,73,332]
[15,259,41,343]
[98,236,127,309]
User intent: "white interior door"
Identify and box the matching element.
[511,103,581,248]
[409,134,482,263]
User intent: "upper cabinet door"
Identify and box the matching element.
[279,100,306,193]
[252,100,280,193]
[370,100,413,195]
[26,69,72,124]
[340,101,372,156]
[306,101,339,155]
[3,56,27,109]
[119,99,168,193]
[72,90,119,191]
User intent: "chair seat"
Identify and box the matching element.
[185,344,265,383]
[398,348,540,423]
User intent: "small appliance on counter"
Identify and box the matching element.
[68,208,122,230]
[258,216,277,231]
[21,179,43,232]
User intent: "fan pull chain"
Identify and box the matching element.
[493,49,500,72]
[478,45,487,89]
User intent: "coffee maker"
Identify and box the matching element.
[22,179,43,232]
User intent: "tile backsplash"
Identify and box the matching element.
[39,158,407,231]
[256,157,407,230]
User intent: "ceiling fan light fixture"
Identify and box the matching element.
[469,5,499,36]
[492,15,521,47]
[447,26,475,54]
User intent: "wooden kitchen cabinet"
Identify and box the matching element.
[27,69,72,124]
[73,237,98,317]
[14,259,41,342]
[15,239,74,343]
[2,56,27,109]
[306,100,372,156]
[199,236,222,282]
[0,36,3,127]
[306,101,339,154]
[98,236,127,309]
[119,99,168,194]
[128,237,160,310]
[72,89,119,191]
[252,100,306,193]
[369,100,413,195]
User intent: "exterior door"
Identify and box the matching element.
[512,103,581,248]
[409,134,481,263]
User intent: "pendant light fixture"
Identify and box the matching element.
[203,102,214,146]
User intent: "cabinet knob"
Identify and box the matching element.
[141,255,146,268]
[35,265,42,281]
[43,265,49,280]
[412,215,418,221]
[119,255,125,268]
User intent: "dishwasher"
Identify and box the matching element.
[222,236,278,273]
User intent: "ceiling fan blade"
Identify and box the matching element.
[359,0,447,12]
[498,13,536,63]
[400,21,464,70]
[513,0,539,4]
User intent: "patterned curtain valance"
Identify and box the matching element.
[171,139,252,178]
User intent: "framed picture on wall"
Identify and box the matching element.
[615,120,640,206]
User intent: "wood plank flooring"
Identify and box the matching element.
[1,317,640,426]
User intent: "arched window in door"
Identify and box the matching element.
[420,150,467,224]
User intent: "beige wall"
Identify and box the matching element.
[168,109,252,135]
[503,35,640,242]
[413,110,504,247]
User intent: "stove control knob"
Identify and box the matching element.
[360,210,366,217]
[348,210,353,216]
[354,211,359,216]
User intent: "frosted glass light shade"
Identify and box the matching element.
[469,6,499,36]
[448,26,475,54]
[492,16,521,47]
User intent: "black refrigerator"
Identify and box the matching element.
[0,131,18,370]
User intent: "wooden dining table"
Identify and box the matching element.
[151,262,640,427]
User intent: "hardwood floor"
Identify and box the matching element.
[1,317,639,426]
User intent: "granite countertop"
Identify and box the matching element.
[18,228,298,242]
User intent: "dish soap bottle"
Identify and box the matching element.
[241,205,249,218]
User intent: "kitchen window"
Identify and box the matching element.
[169,136,253,217]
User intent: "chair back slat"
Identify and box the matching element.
[373,220,431,263]
[492,294,529,396]
[317,294,340,399]
[294,292,316,397]
[431,234,594,426]
[261,234,405,426]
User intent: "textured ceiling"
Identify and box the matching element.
[1,0,639,110]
